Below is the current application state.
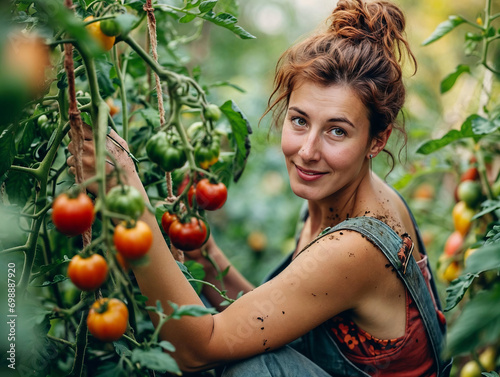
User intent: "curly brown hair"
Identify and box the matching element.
[266,0,417,168]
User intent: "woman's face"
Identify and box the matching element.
[281,81,373,203]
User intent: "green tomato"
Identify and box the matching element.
[492,180,500,198]
[100,18,121,37]
[457,180,483,208]
[146,131,187,172]
[194,136,220,170]
[106,185,145,220]
[204,104,221,121]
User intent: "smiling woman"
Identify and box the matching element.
[69,0,451,376]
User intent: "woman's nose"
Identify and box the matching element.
[297,133,321,162]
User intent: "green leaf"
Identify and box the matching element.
[5,169,33,206]
[0,124,18,177]
[158,340,176,352]
[422,15,466,46]
[472,115,500,135]
[113,13,138,36]
[416,114,478,154]
[94,362,128,377]
[179,13,197,23]
[440,65,470,94]
[31,274,68,287]
[215,0,239,16]
[220,100,252,182]
[95,59,116,98]
[131,348,181,374]
[201,11,255,39]
[132,108,161,129]
[199,0,217,13]
[168,303,217,320]
[464,243,500,274]
[443,273,478,311]
[446,283,500,356]
[184,260,206,294]
[472,200,500,220]
[482,372,500,377]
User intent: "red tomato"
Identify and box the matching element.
[52,193,95,236]
[168,217,208,251]
[67,254,108,291]
[161,211,178,234]
[87,298,128,342]
[113,220,153,260]
[195,179,227,211]
[460,167,479,182]
[444,230,464,256]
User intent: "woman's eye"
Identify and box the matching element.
[291,117,306,127]
[330,128,345,137]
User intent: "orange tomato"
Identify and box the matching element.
[444,231,463,256]
[452,201,475,236]
[87,298,128,342]
[84,16,115,51]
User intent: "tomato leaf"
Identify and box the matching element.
[472,200,500,220]
[0,124,18,178]
[95,58,116,99]
[168,303,217,319]
[201,11,255,39]
[472,115,500,135]
[199,0,218,13]
[131,347,181,374]
[5,169,33,206]
[445,282,500,357]
[215,0,239,16]
[94,362,128,377]
[220,100,252,182]
[422,15,466,46]
[482,372,500,377]
[464,243,500,274]
[416,114,479,154]
[443,273,478,312]
[440,64,470,94]
[179,13,197,23]
[158,340,176,352]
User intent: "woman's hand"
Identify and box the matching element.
[66,124,138,195]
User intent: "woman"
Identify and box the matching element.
[68,0,451,375]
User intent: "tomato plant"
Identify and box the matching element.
[169,217,208,251]
[195,178,228,210]
[113,220,153,260]
[52,192,95,236]
[87,298,129,342]
[67,254,108,291]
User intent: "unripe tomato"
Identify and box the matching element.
[113,220,153,260]
[492,180,500,198]
[459,360,481,377]
[247,231,267,252]
[479,346,497,371]
[87,298,128,342]
[204,104,221,121]
[169,217,208,251]
[52,193,95,236]
[452,201,475,236]
[444,231,464,256]
[106,185,145,220]
[84,16,115,51]
[457,180,483,208]
[100,18,121,37]
[195,179,227,211]
[67,254,108,291]
[161,211,178,234]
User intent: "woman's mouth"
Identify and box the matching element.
[294,164,327,181]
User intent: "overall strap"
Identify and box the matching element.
[320,217,447,376]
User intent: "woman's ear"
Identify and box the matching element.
[368,125,392,158]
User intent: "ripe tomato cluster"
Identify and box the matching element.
[438,164,486,283]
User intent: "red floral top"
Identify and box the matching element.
[329,256,437,377]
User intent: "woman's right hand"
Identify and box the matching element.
[66,124,139,196]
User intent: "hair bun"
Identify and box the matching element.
[329,0,406,51]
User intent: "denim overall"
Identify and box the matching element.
[220,211,452,376]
